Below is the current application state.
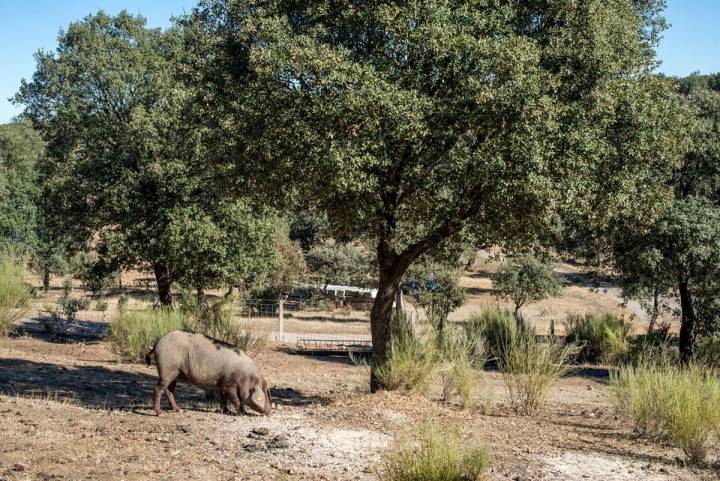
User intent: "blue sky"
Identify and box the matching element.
[1,0,718,123]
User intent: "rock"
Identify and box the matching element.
[251,427,269,436]
[268,434,290,449]
[13,462,29,471]
[243,443,263,452]
[178,425,190,434]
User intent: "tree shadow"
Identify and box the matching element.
[0,358,330,412]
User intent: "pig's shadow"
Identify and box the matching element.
[0,358,329,412]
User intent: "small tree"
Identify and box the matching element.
[493,254,562,317]
[405,258,466,334]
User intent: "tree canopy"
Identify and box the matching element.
[186,0,688,389]
[14,11,278,303]
[0,121,43,251]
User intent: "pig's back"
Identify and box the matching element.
[155,330,246,388]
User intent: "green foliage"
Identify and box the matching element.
[564,314,631,364]
[378,418,490,481]
[0,121,42,250]
[168,200,278,294]
[15,11,276,304]
[270,224,307,297]
[0,251,32,336]
[406,257,466,329]
[465,307,519,363]
[107,308,189,363]
[182,296,270,356]
[374,315,436,394]
[500,332,579,416]
[288,211,329,252]
[695,333,720,369]
[187,0,687,376]
[71,252,117,298]
[492,254,562,314]
[306,242,372,287]
[611,363,720,464]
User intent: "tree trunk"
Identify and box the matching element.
[678,273,696,363]
[369,264,405,393]
[42,268,50,291]
[153,263,173,306]
[647,287,659,333]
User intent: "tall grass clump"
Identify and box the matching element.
[465,306,519,362]
[564,313,630,364]
[374,313,436,394]
[378,418,490,481]
[500,331,579,415]
[437,326,485,408]
[610,363,720,464]
[108,308,188,362]
[190,297,271,355]
[0,252,32,336]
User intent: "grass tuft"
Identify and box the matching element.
[0,252,32,336]
[500,331,579,415]
[564,313,630,364]
[610,363,720,464]
[465,306,518,363]
[107,308,188,362]
[378,418,490,481]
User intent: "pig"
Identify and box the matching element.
[145,330,271,416]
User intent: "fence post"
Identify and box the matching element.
[278,298,284,342]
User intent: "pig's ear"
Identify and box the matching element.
[251,385,266,408]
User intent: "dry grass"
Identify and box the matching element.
[610,363,720,464]
[107,308,188,362]
[378,418,490,481]
[500,332,580,415]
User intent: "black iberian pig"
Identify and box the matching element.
[145,330,272,416]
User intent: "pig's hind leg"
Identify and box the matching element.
[153,369,180,416]
[166,380,182,413]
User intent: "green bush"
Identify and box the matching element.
[696,333,720,369]
[500,331,579,415]
[465,307,519,363]
[564,313,630,364]
[378,418,490,481]
[375,314,436,394]
[0,253,32,336]
[107,308,188,362]
[610,363,720,464]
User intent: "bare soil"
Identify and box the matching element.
[0,335,717,481]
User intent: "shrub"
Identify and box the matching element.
[696,333,720,369]
[375,314,436,394]
[500,331,579,415]
[610,363,720,464]
[564,313,630,364]
[378,418,490,481]
[465,307,519,363]
[107,308,188,362]
[0,253,32,336]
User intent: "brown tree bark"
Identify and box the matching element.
[369,264,404,393]
[153,262,173,306]
[678,273,696,363]
[42,269,51,291]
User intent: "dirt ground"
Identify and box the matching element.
[0,335,717,481]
